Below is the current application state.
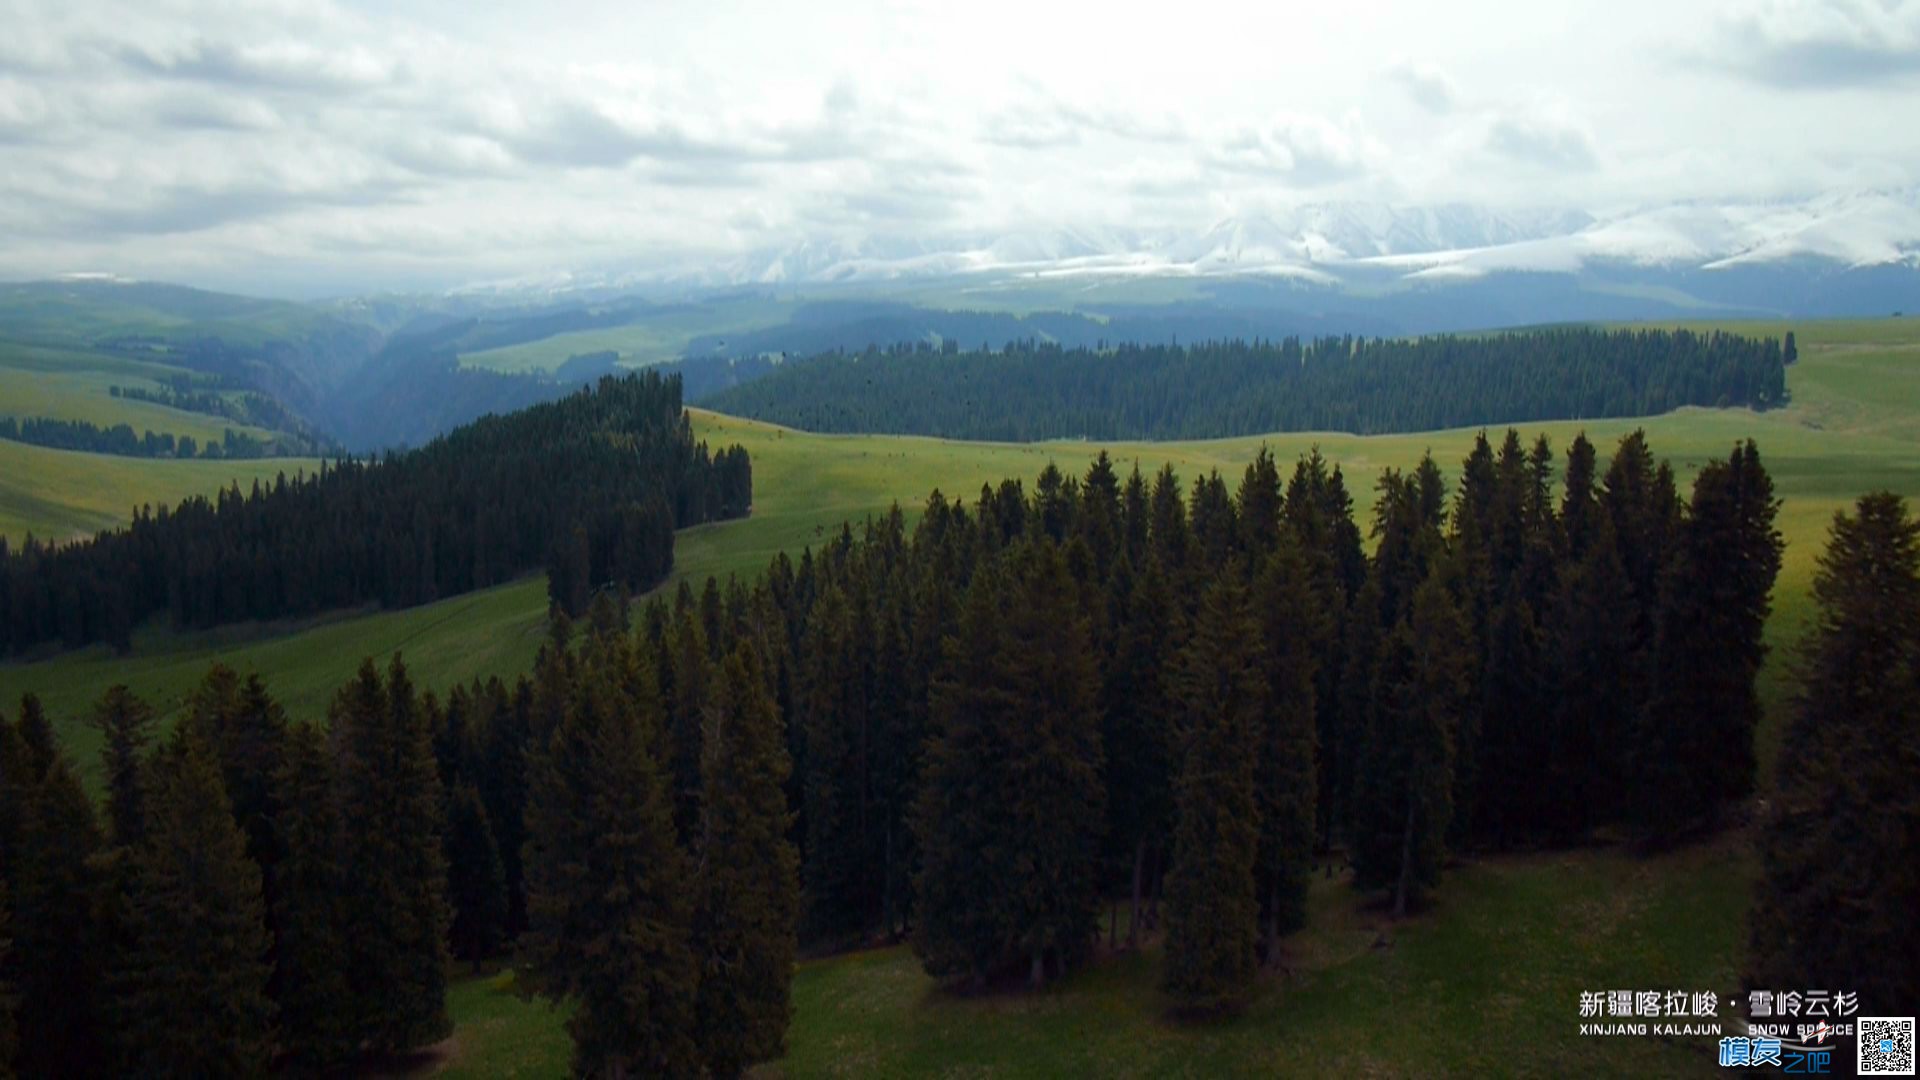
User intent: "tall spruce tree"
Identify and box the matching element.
[1633,442,1782,839]
[796,583,873,942]
[1008,540,1106,984]
[1601,430,1679,724]
[1748,493,1919,1014]
[480,677,533,940]
[1251,543,1323,954]
[445,782,507,970]
[1546,515,1636,838]
[915,542,1105,987]
[694,646,800,1079]
[1353,575,1471,916]
[6,700,106,1077]
[1099,554,1179,947]
[94,684,156,849]
[913,560,1015,985]
[666,608,713,841]
[1285,449,1364,849]
[110,729,275,1078]
[186,667,289,877]
[520,641,698,1077]
[1162,575,1264,1013]
[269,721,356,1071]
[332,656,452,1051]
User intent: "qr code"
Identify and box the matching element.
[1859,1016,1916,1075]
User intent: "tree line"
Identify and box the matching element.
[0,372,752,657]
[0,416,306,460]
[110,382,337,455]
[700,327,1789,441]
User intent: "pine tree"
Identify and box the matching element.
[269,721,356,1070]
[1149,464,1190,586]
[1560,433,1599,560]
[1601,430,1678,722]
[1285,449,1363,848]
[520,642,698,1078]
[188,668,290,879]
[94,684,156,849]
[913,542,1104,988]
[796,583,873,942]
[1251,543,1322,954]
[110,729,275,1078]
[1749,493,1919,1014]
[480,677,533,940]
[1100,554,1179,947]
[667,607,713,841]
[1633,442,1782,839]
[445,782,507,970]
[1353,575,1471,916]
[1237,447,1284,559]
[1001,540,1106,985]
[694,646,800,1079]
[6,716,107,1077]
[1545,516,1635,838]
[332,656,451,1051]
[913,561,1014,985]
[1162,575,1264,1013]
[0,876,15,1078]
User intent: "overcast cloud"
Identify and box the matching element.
[0,0,1914,295]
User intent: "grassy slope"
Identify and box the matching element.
[0,340,289,448]
[2,317,1915,1076]
[0,439,321,547]
[457,296,796,373]
[9,321,1917,780]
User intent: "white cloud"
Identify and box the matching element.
[1387,60,1460,113]
[1484,108,1601,171]
[1709,0,1920,87]
[0,0,1910,293]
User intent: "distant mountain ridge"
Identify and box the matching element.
[434,190,1920,296]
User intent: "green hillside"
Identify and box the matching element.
[8,319,1918,785]
[0,279,342,350]
[0,439,321,547]
[0,340,289,447]
[457,294,795,373]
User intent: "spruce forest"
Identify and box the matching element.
[7,411,1912,1076]
[0,373,752,656]
[701,327,1791,441]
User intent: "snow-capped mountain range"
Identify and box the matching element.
[436,189,1920,317]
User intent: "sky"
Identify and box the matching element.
[1,0,1917,296]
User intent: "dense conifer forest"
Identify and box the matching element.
[0,372,751,656]
[0,415,322,460]
[701,328,1790,441]
[18,422,1920,1076]
[9,425,1909,1077]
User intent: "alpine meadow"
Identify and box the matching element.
[4,2,1920,1077]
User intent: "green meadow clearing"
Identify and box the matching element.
[0,438,320,548]
[4,317,1917,1075]
[0,339,288,449]
[457,295,798,373]
[428,834,1750,1078]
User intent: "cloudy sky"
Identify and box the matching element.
[1,0,1916,295]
